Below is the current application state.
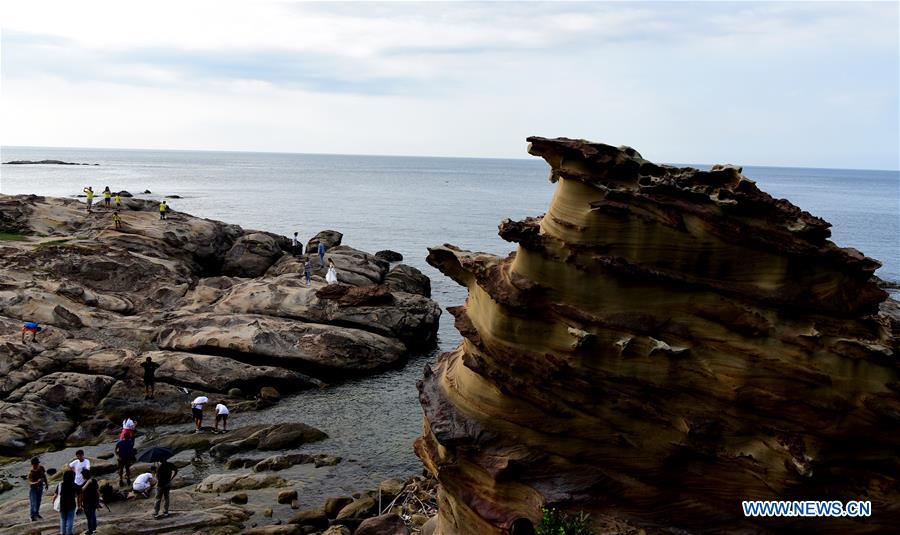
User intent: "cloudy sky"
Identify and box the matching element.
[2,1,898,169]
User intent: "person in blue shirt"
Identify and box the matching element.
[21,321,41,343]
[317,242,326,266]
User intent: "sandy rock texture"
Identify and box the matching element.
[415,137,900,534]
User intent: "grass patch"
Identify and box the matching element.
[0,231,28,241]
[36,238,73,249]
[537,508,594,535]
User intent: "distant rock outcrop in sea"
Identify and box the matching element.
[3,159,99,165]
[415,137,900,534]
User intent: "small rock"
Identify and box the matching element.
[142,189,152,193]
[288,507,328,529]
[165,195,182,198]
[355,513,409,535]
[378,478,406,500]
[231,493,249,504]
[277,489,298,504]
[323,496,354,518]
[228,387,244,398]
[0,479,12,494]
[263,508,273,517]
[260,386,281,400]
[321,526,351,535]
[335,496,377,521]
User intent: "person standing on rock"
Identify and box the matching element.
[153,460,178,518]
[292,232,302,255]
[27,457,49,522]
[103,186,112,209]
[112,210,122,230]
[114,192,122,209]
[159,200,167,220]
[303,257,312,286]
[326,258,338,285]
[141,356,160,400]
[83,187,94,213]
[191,399,206,432]
[115,436,135,487]
[54,469,77,535]
[214,402,229,432]
[81,468,100,535]
[69,450,90,512]
[317,241,326,266]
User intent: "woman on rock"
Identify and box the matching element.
[54,469,77,535]
[325,258,338,285]
[103,186,112,208]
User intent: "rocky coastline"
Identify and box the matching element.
[0,193,441,533]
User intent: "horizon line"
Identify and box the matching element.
[2,143,899,174]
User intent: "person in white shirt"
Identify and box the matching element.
[191,401,205,432]
[69,450,91,511]
[214,403,230,432]
[132,472,156,498]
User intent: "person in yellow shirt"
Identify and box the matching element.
[159,200,167,220]
[114,193,122,209]
[103,186,112,208]
[83,187,94,213]
[113,210,122,230]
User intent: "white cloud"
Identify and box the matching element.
[1,1,897,169]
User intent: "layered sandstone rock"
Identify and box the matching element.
[416,137,900,533]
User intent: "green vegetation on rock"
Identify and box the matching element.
[537,507,593,535]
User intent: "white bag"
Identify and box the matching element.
[52,483,61,512]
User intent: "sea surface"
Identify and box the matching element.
[1,146,898,507]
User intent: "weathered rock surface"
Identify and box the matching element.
[356,514,410,535]
[197,473,288,493]
[416,137,900,534]
[0,194,439,455]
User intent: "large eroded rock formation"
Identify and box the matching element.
[415,137,899,533]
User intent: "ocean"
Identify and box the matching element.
[1,146,898,505]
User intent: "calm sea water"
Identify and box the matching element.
[0,146,897,505]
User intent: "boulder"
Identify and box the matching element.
[377,478,406,501]
[260,386,281,400]
[196,473,287,493]
[385,264,431,297]
[230,493,249,504]
[289,507,329,528]
[335,496,377,521]
[321,527,351,535]
[305,230,343,255]
[355,514,410,535]
[323,496,354,518]
[157,314,407,374]
[277,489,298,504]
[375,250,403,262]
[222,232,285,277]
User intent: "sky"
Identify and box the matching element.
[1,1,898,169]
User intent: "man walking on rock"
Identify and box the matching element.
[141,356,160,400]
[154,460,178,518]
[115,436,135,487]
[27,457,48,522]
